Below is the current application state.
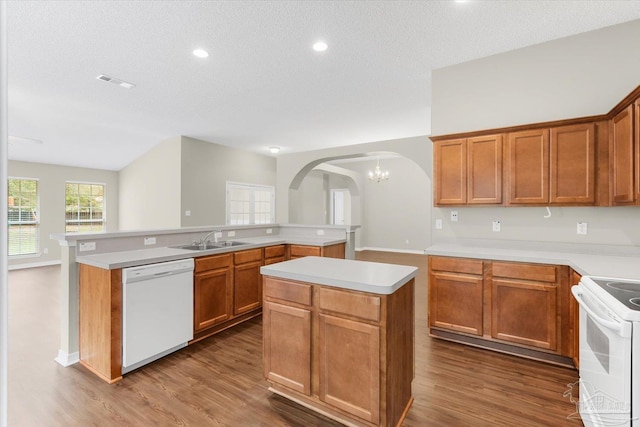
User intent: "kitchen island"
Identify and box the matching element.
[261,256,417,427]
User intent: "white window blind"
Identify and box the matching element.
[65,182,106,232]
[8,178,39,257]
[226,182,274,225]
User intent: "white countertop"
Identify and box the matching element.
[426,242,640,280]
[260,256,418,295]
[76,236,346,269]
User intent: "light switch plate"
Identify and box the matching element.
[435,219,443,229]
[79,242,96,251]
[266,228,273,234]
[317,229,325,236]
[144,237,156,245]
[577,222,588,235]
[228,231,236,237]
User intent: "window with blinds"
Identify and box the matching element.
[226,182,274,225]
[8,178,39,257]
[65,182,106,232]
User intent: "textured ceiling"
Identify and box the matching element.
[6,1,640,170]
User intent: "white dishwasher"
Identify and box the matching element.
[122,258,194,374]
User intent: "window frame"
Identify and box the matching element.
[7,177,40,258]
[225,181,275,225]
[64,181,107,233]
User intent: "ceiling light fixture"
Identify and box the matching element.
[96,74,136,89]
[269,146,280,154]
[193,49,209,58]
[312,41,328,52]
[368,158,390,183]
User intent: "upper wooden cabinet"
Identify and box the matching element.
[610,104,635,205]
[434,134,502,206]
[506,123,595,206]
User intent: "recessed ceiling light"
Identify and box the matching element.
[269,147,280,154]
[312,41,328,52]
[193,49,209,58]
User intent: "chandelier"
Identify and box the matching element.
[368,158,389,183]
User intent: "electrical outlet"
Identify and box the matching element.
[266,228,273,234]
[185,210,191,217]
[79,242,96,252]
[492,220,501,232]
[577,222,588,235]
[405,239,410,244]
[435,219,443,229]
[451,211,458,222]
[43,248,49,254]
[228,231,236,237]
[214,231,223,240]
[144,237,156,245]
[317,229,325,236]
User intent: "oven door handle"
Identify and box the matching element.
[571,286,630,337]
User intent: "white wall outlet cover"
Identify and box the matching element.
[451,211,458,222]
[144,237,156,245]
[266,228,273,234]
[577,222,588,235]
[435,219,443,229]
[317,229,325,236]
[214,231,223,239]
[227,231,236,237]
[492,220,501,232]
[79,242,96,251]
[185,210,191,217]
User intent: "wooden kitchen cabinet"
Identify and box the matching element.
[264,244,286,265]
[610,104,636,205]
[506,129,550,205]
[263,275,414,427]
[570,269,582,369]
[433,134,502,206]
[428,255,573,366]
[428,256,484,336]
[194,254,233,333]
[233,248,263,315]
[288,243,346,260]
[491,262,560,351]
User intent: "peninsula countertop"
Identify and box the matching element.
[77,236,346,270]
[260,256,418,295]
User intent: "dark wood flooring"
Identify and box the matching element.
[8,252,581,426]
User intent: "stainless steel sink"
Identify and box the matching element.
[175,241,248,251]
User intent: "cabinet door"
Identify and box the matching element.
[434,139,467,205]
[635,99,640,202]
[429,272,483,336]
[468,134,502,204]
[506,129,549,205]
[570,270,581,368]
[318,314,380,424]
[289,245,321,258]
[550,123,595,204]
[263,301,311,395]
[194,268,232,332]
[491,279,558,351]
[234,260,262,315]
[610,105,635,205]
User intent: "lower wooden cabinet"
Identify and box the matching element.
[289,243,346,260]
[263,275,414,427]
[233,248,263,315]
[194,254,233,333]
[570,269,582,368]
[428,255,573,366]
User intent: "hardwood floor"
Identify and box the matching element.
[8,252,581,426]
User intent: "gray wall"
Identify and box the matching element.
[293,170,328,225]
[119,136,276,230]
[119,136,182,230]
[431,19,640,247]
[8,160,119,267]
[180,136,276,227]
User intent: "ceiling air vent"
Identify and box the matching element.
[96,74,136,89]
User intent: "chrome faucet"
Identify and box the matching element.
[197,229,222,245]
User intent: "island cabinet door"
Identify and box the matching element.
[263,301,311,395]
[318,313,380,424]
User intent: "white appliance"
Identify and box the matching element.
[122,258,194,374]
[572,276,640,427]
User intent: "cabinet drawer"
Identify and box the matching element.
[265,245,285,259]
[234,248,263,265]
[264,277,312,306]
[195,253,233,273]
[318,288,380,322]
[430,256,483,275]
[290,245,321,257]
[492,262,557,283]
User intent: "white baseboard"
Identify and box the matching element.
[355,246,426,255]
[8,260,61,270]
[54,349,79,367]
